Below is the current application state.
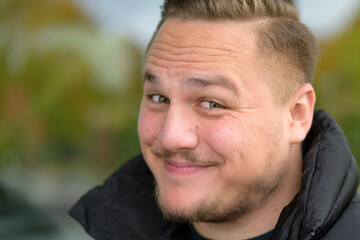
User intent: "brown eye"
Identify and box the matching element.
[210,102,222,108]
[151,95,170,104]
[199,100,224,109]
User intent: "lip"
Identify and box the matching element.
[164,159,216,175]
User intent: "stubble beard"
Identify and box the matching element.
[152,127,285,224]
[155,181,251,223]
[154,174,281,224]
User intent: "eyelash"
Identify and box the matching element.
[147,94,225,110]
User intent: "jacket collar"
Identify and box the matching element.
[69,153,188,240]
[271,110,359,239]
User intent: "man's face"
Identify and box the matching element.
[138,18,293,222]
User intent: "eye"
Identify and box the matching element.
[199,100,224,109]
[150,94,170,104]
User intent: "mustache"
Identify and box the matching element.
[151,147,224,165]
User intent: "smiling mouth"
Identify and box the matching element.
[163,159,217,175]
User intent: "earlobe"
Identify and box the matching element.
[288,83,316,144]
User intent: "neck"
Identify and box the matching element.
[193,144,303,240]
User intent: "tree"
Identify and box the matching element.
[314,11,360,168]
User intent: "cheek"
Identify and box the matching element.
[138,108,163,145]
[204,119,256,157]
[203,119,267,178]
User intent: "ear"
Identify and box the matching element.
[288,83,316,144]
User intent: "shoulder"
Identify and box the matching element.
[320,192,360,239]
[69,154,161,239]
[78,154,153,204]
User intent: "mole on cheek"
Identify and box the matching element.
[196,125,199,129]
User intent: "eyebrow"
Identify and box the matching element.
[143,71,157,84]
[143,70,239,96]
[185,77,238,95]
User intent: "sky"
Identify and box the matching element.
[74,0,360,48]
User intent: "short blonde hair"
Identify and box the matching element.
[147,0,318,103]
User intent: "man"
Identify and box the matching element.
[69,0,360,239]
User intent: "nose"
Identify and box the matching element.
[159,106,199,152]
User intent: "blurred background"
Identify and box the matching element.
[0,0,359,239]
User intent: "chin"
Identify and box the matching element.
[155,181,204,222]
[154,181,253,223]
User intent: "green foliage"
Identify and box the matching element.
[314,12,360,167]
[0,0,143,172]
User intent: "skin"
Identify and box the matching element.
[138,18,315,240]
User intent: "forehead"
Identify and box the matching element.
[144,18,272,101]
[154,18,257,46]
[147,18,259,68]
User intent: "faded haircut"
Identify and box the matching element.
[147,0,318,104]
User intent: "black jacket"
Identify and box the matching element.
[69,111,360,240]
